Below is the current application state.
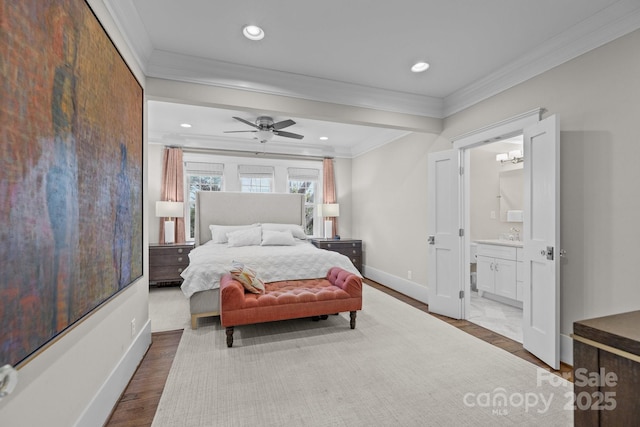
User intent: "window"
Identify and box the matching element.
[288,167,319,235]
[185,162,223,239]
[238,165,274,193]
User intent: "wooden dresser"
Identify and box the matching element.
[310,238,362,273]
[572,310,640,425]
[149,242,194,285]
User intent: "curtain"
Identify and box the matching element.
[322,157,338,236]
[159,147,185,243]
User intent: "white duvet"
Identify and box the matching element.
[180,240,362,298]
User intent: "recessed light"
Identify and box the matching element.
[411,61,430,73]
[180,123,192,128]
[319,136,329,141]
[243,25,265,41]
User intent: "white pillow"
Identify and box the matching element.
[261,223,307,240]
[261,229,296,246]
[227,226,262,247]
[209,224,258,244]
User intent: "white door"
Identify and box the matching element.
[427,150,462,318]
[522,115,560,369]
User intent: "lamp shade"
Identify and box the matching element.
[156,201,184,218]
[321,203,339,218]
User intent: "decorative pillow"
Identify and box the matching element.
[209,224,258,244]
[229,261,265,294]
[261,229,296,246]
[227,226,262,247]
[261,223,307,240]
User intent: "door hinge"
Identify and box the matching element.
[459,228,464,237]
[459,290,464,299]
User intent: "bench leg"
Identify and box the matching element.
[350,311,357,329]
[226,327,234,347]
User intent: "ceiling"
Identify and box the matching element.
[106,0,640,157]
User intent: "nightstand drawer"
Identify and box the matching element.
[310,238,363,274]
[149,253,190,267]
[149,243,194,285]
[149,265,187,281]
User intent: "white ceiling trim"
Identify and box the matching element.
[100,0,152,74]
[104,0,640,122]
[146,50,444,118]
[444,0,640,117]
[148,132,354,159]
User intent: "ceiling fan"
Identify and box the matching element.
[224,116,304,143]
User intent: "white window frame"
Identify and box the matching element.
[238,164,274,193]
[184,162,224,241]
[287,167,320,236]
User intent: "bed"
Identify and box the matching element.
[181,191,362,328]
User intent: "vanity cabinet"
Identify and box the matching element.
[476,242,523,302]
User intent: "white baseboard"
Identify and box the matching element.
[363,265,429,305]
[560,333,573,366]
[74,319,152,427]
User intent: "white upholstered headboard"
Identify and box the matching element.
[195,192,305,246]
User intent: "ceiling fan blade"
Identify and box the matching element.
[272,119,296,130]
[232,116,260,129]
[223,130,257,133]
[274,130,304,140]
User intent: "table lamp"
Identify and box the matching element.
[156,201,184,244]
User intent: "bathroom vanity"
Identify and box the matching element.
[475,239,523,304]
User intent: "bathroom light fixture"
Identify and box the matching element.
[243,25,265,41]
[411,61,430,73]
[496,150,523,164]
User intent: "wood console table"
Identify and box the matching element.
[572,310,640,425]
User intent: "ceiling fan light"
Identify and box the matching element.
[243,25,265,41]
[411,61,430,73]
[255,129,273,142]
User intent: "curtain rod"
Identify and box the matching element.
[178,146,331,161]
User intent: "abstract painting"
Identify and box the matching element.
[0,0,143,366]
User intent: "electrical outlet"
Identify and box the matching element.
[131,318,136,338]
[408,270,412,280]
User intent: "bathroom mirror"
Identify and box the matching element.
[499,168,523,222]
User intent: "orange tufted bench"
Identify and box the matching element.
[220,267,362,347]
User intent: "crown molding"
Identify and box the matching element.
[102,0,154,74]
[443,0,640,117]
[146,50,444,119]
[148,131,355,159]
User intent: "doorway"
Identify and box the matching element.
[467,136,524,343]
[428,108,561,369]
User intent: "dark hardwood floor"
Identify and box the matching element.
[105,279,573,426]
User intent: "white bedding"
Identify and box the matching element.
[180,240,362,298]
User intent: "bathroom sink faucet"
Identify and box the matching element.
[510,227,520,241]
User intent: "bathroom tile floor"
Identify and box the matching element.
[469,290,523,343]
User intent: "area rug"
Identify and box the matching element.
[152,285,573,426]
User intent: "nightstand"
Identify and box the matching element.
[310,238,362,273]
[149,242,194,286]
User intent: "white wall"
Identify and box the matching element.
[351,28,640,359]
[443,28,640,338]
[352,132,448,300]
[2,1,151,425]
